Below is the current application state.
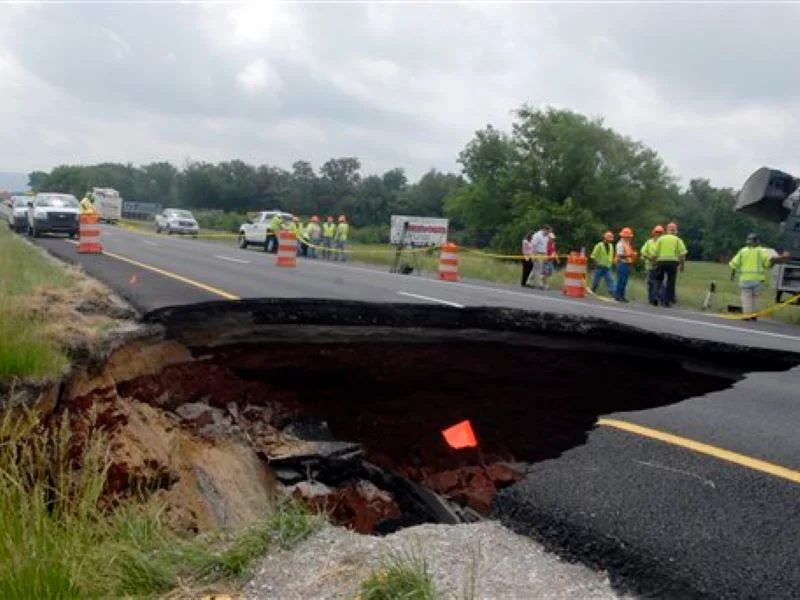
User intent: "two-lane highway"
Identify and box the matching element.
[37,224,800,352]
[32,225,800,598]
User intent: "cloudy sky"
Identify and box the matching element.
[1,1,798,188]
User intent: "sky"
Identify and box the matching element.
[1,1,799,189]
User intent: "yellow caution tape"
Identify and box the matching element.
[462,247,571,260]
[716,290,800,321]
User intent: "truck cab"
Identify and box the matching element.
[736,167,800,301]
[238,210,293,252]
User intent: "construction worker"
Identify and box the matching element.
[527,224,552,289]
[266,213,284,254]
[79,193,95,214]
[291,216,303,256]
[614,227,636,302]
[590,231,616,294]
[322,216,336,260]
[305,216,321,259]
[334,215,349,262]
[641,225,664,306]
[729,233,790,320]
[651,222,687,307]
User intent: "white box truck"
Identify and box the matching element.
[90,187,122,224]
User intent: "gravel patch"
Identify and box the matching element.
[242,521,631,599]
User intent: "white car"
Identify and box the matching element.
[7,195,30,233]
[27,193,80,238]
[155,208,199,236]
[238,210,294,252]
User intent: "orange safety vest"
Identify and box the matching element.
[616,240,636,264]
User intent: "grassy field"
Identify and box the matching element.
[116,220,800,324]
[0,226,74,379]
[0,411,320,598]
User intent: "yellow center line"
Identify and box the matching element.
[597,418,800,484]
[64,240,240,300]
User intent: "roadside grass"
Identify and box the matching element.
[0,226,74,380]
[357,546,438,600]
[113,220,800,324]
[0,408,321,599]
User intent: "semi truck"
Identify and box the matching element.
[89,187,122,224]
[735,167,800,302]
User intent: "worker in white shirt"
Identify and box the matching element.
[527,224,552,289]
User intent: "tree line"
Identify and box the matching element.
[28,105,779,260]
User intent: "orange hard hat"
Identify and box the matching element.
[652,224,665,235]
[603,231,614,241]
[311,215,319,223]
[619,227,633,238]
[338,215,346,223]
[667,222,678,233]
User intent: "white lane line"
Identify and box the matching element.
[215,254,251,264]
[308,262,800,344]
[397,291,464,308]
[142,240,158,247]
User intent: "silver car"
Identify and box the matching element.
[154,208,199,236]
[7,196,30,233]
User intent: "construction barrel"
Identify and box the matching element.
[275,230,297,267]
[78,213,103,254]
[438,242,460,281]
[562,252,587,298]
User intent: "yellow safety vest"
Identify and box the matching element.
[323,223,336,238]
[653,234,687,262]
[640,238,656,271]
[590,241,614,268]
[729,246,771,283]
[79,197,95,214]
[336,223,349,242]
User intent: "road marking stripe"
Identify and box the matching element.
[597,418,800,484]
[215,255,251,264]
[63,240,240,300]
[397,291,464,308]
[312,262,799,344]
[142,240,158,247]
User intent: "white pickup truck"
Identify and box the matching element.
[238,210,293,252]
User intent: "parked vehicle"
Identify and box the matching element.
[89,187,122,224]
[7,195,30,233]
[26,193,80,238]
[238,210,293,252]
[154,208,199,236]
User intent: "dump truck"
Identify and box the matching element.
[89,187,122,224]
[735,167,800,302]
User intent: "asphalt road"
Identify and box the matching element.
[30,225,800,598]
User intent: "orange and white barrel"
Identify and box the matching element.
[275,230,297,267]
[78,214,103,254]
[438,242,460,282]
[562,252,587,298]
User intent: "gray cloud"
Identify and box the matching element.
[1,2,800,187]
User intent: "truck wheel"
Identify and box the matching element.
[776,291,783,303]
[238,234,248,249]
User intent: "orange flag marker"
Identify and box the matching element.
[442,419,478,450]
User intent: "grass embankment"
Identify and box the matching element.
[0,226,73,379]
[0,410,320,599]
[358,548,439,600]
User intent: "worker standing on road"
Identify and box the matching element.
[590,231,616,295]
[729,233,790,321]
[614,227,636,303]
[79,194,95,214]
[305,216,321,259]
[542,232,557,290]
[652,222,687,307]
[266,213,283,254]
[521,232,534,287]
[641,225,664,306]
[527,224,552,289]
[334,215,349,262]
[322,216,336,260]
[291,216,304,256]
